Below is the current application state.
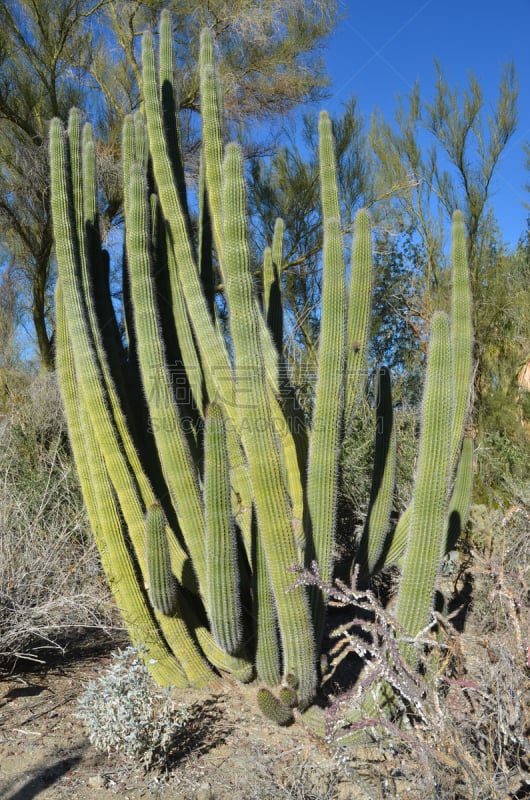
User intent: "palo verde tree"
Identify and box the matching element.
[370,63,518,407]
[0,0,105,370]
[0,0,338,370]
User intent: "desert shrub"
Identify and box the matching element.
[0,372,116,666]
[474,427,530,508]
[77,646,194,770]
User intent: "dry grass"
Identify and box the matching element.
[0,372,120,668]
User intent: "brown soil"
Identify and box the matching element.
[0,636,365,800]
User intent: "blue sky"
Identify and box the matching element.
[319,0,530,248]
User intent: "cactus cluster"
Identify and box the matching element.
[50,11,473,722]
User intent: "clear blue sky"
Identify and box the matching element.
[320,0,530,248]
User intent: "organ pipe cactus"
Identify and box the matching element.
[50,10,473,721]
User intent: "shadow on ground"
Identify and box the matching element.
[0,747,85,800]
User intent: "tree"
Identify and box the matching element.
[0,0,339,369]
[370,64,518,407]
[0,0,106,370]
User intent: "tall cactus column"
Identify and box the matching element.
[395,312,453,665]
[222,142,317,706]
[306,112,346,640]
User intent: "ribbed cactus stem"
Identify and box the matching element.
[446,436,474,553]
[357,365,396,574]
[450,210,473,468]
[318,111,341,223]
[223,142,316,705]
[142,31,235,412]
[125,158,208,598]
[253,527,281,687]
[257,687,294,726]
[146,503,178,616]
[159,10,192,237]
[345,208,373,429]
[307,215,346,637]
[396,312,453,664]
[305,111,346,642]
[200,28,225,273]
[56,285,188,688]
[205,402,243,654]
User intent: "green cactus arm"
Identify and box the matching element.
[198,29,281,396]
[200,29,225,273]
[146,503,178,616]
[357,365,397,574]
[446,436,474,553]
[56,283,189,688]
[82,125,126,387]
[272,217,285,274]
[51,118,162,580]
[378,211,472,569]
[257,687,294,726]
[260,239,305,541]
[395,312,453,664]
[344,208,373,429]
[127,108,205,420]
[318,111,341,224]
[263,218,285,356]
[305,114,346,635]
[223,141,317,705]
[53,130,215,687]
[177,590,254,682]
[125,160,209,597]
[142,30,235,412]
[61,114,156,510]
[81,121,97,228]
[164,214,207,419]
[263,247,274,316]
[253,520,281,687]
[450,210,473,467]
[198,150,217,319]
[205,402,243,655]
[159,9,194,245]
[306,215,346,636]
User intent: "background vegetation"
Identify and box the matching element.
[0,2,528,796]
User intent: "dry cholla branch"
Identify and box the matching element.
[290,553,530,798]
[290,562,439,732]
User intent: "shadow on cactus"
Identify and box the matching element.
[49,11,473,729]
